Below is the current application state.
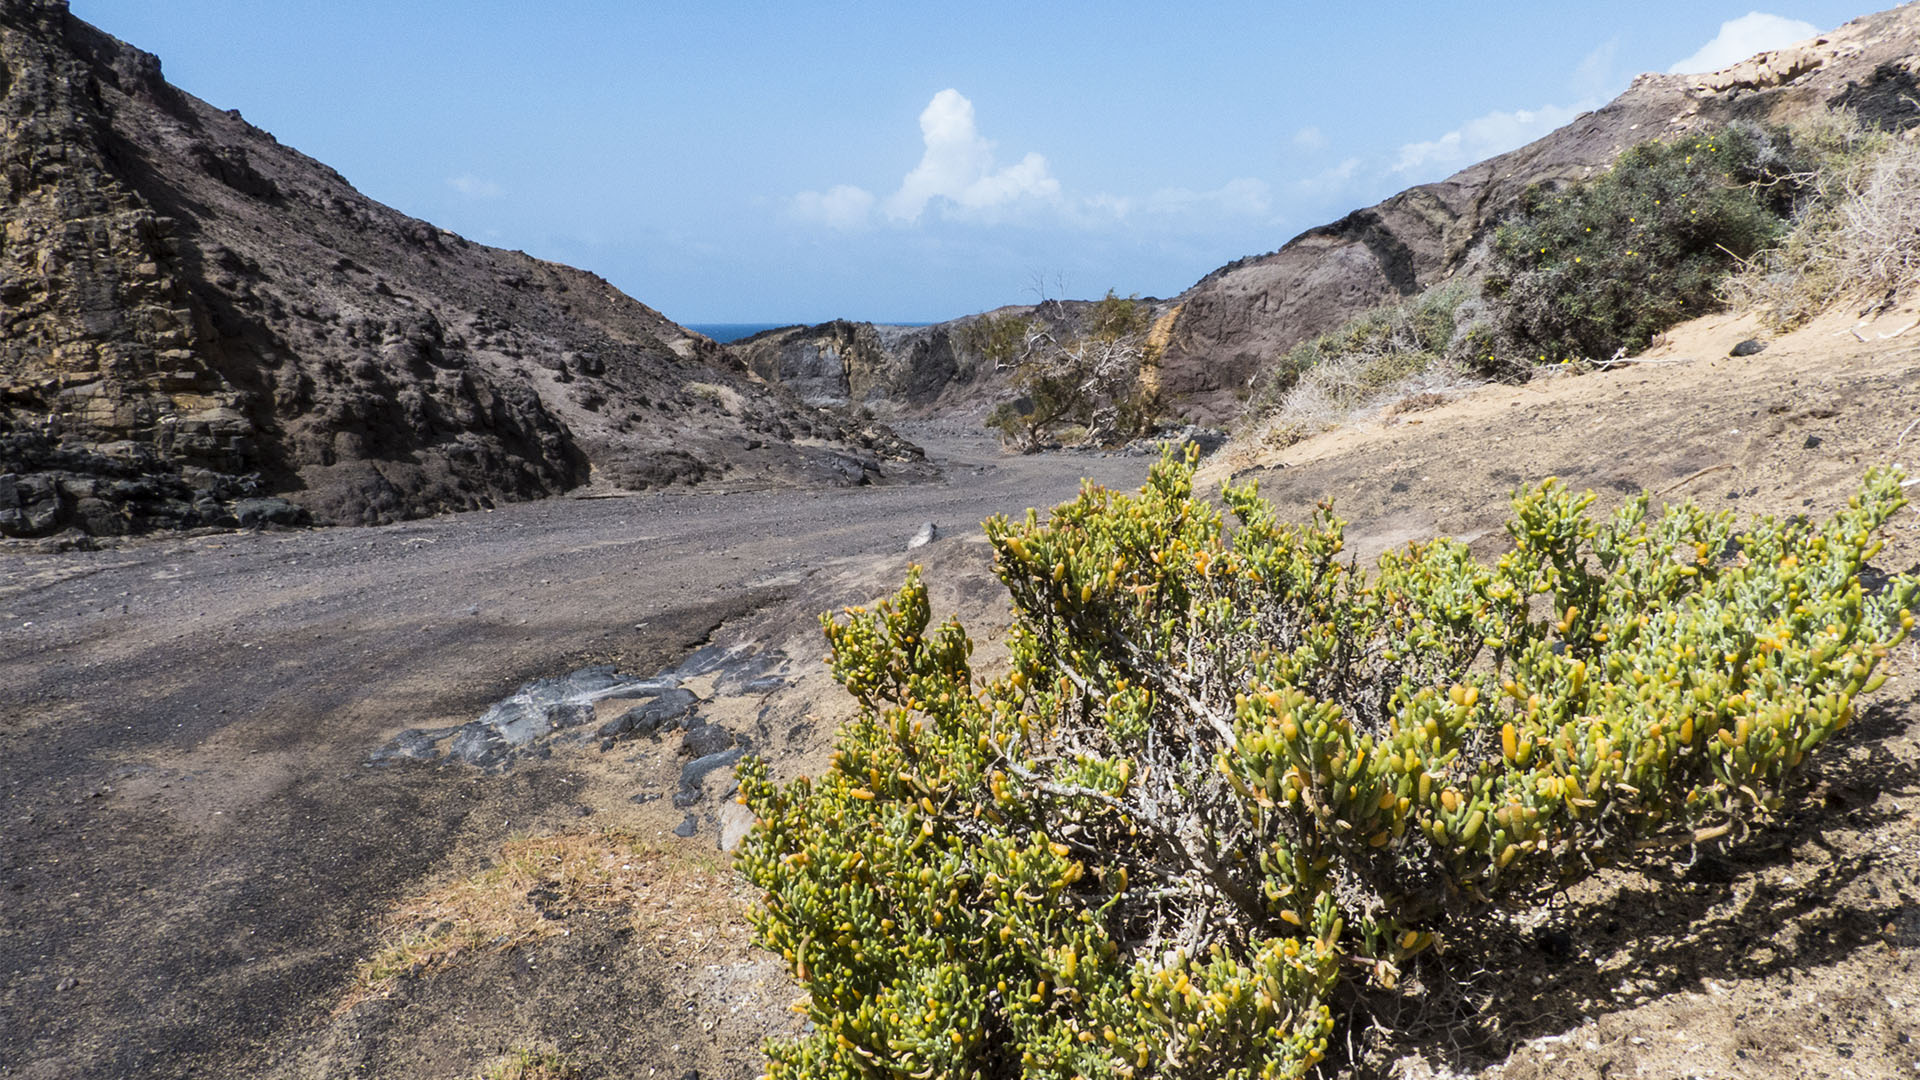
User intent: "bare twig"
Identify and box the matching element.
[1654,463,1735,498]
[1588,354,1695,369]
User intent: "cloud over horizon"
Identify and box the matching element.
[1387,39,1627,179]
[790,184,876,230]
[791,89,1060,228]
[1668,12,1819,74]
[1392,103,1588,175]
[790,89,1268,232]
[883,89,1060,222]
[447,173,505,198]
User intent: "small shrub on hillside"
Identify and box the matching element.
[962,312,1039,370]
[739,453,1914,1079]
[1235,284,1472,456]
[1482,124,1801,371]
[1725,111,1919,328]
[474,1047,584,1080]
[1246,284,1468,419]
[985,292,1160,451]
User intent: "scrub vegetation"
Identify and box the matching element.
[738,451,1914,1079]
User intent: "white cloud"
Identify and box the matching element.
[789,184,876,229]
[787,88,1268,232]
[1097,178,1272,221]
[883,89,1060,222]
[1385,38,1637,182]
[1148,177,1272,217]
[1393,103,1586,174]
[447,174,505,198]
[1668,13,1819,74]
[1293,156,1361,196]
[1292,125,1327,152]
[1570,39,1620,101]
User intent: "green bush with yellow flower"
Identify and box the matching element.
[1479,123,1803,372]
[736,448,1914,1079]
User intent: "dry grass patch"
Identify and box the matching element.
[684,381,745,414]
[1725,112,1920,328]
[343,829,731,1010]
[1387,390,1449,415]
[1231,348,1478,460]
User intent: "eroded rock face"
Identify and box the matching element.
[1155,3,1920,423]
[731,319,978,410]
[0,0,922,537]
[727,297,1175,417]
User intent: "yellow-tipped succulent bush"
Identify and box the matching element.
[738,451,1914,1079]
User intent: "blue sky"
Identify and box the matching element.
[71,2,1871,324]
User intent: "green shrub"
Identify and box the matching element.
[1482,124,1801,370]
[739,454,1913,1079]
[983,292,1160,451]
[474,1046,583,1080]
[962,312,1039,370]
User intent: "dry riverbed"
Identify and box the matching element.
[0,431,1149,1080]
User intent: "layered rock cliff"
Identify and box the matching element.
[1156,3,1920,420]
[0,0,918,537]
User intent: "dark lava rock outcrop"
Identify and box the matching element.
[727,297,1176,416]
[0,0,921,537]
[1156,3,1920,421]
[729,319,978,411]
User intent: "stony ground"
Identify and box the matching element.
[5,298,1920,1079]
[0,433,1146,1080]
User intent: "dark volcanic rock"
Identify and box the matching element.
[0,0,924,536]
[726,297,1175,420]
[674,747,745,808]
[678,721,736,759]
[598,688,699,740]
[371,644,787,770]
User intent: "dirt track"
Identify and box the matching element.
[0,432,1149,1079]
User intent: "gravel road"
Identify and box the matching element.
[0,432,1151,1079]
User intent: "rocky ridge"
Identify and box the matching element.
[735,5,1920,429]
[1154,2,1920,420]
[0,0,921,539]
[725,296,1178,417]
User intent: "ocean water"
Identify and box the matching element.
[686,323,792,343]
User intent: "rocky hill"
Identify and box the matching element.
[0,0,919,539]
[725,296,1177,417]
[736,6,1920,430]
[1155,2,1920,420]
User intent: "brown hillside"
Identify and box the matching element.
[0,0,920,537]
[1160,2,1920,422]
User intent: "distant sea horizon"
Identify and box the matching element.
[688,321,933,344]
